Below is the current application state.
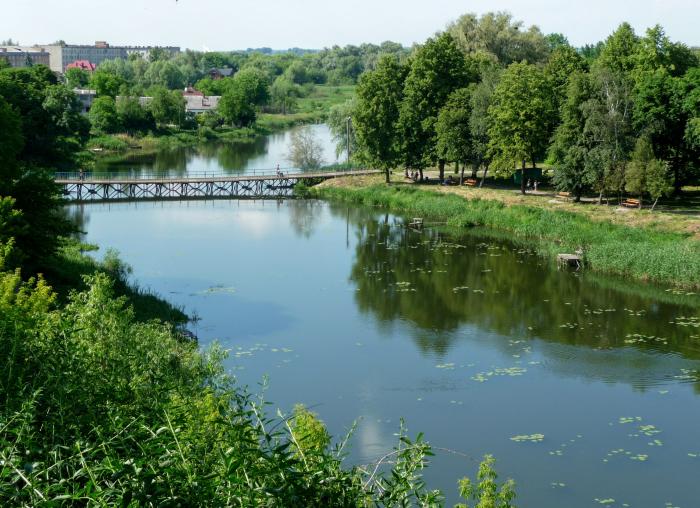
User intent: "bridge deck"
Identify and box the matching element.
[55,169,381,202]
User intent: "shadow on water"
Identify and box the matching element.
[315,202,700,390]
[94,138,271,176]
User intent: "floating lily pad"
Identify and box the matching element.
[510,433,544,443]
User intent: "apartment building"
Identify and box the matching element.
[0,41,180,73]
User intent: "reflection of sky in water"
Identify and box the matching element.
[243,124,339,170]
[72,199,700,508]
[97,124,339,176]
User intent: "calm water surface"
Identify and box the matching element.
[95,123,339,176]
[70,197,700,508]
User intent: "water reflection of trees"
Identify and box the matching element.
[95,138,271,176]
[63,204,88,237]
[343,211,700,364]
[202,139,269,172]
[286,200,327,238]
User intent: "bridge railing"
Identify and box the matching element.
[55,166,373,181]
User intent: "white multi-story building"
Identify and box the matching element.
[0,41,180,73]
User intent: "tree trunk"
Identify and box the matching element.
[597,190,603,205]
[460,165,465,186]
[404,167,409,178]
[480,165,489,188]
[471,166,477,178]
[438,159,445,182]
[385,169,390,184]
[639,194,643,210]
[419,169,424,182]
[454,162,459,174]
[651,196,659,211]
[520,160,526,195]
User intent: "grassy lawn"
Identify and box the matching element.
[328,171,700,239]
[260,84,355,128]
[296,84,355,115]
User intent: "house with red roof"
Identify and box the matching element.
[66,60,96,72]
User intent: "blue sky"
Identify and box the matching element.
[1,0,698,50]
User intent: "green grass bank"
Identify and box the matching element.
[313,183,700,289]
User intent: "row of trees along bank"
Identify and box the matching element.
[348,13,700,207]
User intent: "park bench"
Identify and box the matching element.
[465,178,478,187]
[622,198,641,208]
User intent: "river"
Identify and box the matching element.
[70,126,700,507]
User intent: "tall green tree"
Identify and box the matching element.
[631,27,700,190]
[147,87,185,127]
[435,87,474,183]
[64,67,90,89]
[580,66,635,202]
[398,32,473,181]
[219,82,256,127]
[488,62,555,193]
[117,97,155,134]
[327,99,357,161]
[625,136,673,209]
[143,60,185,90]
[549,72,595,201]
[353,54,407,182]
[681,68,700,158]
[0,91,74,269]
[544,46,588,119]
[89,69,126,97]
[270,76,298,114]
[0,97,23,190]
[633,25,698,78]
[89,96,121,134]
[469,66,501,186]
[447,12,550,65]
[232,67,270,106]
[598,22,640,75]
[0,66,86,166]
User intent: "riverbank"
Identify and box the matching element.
[313,175,700,289]
[44,238,188,324]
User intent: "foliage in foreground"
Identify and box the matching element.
[314,184,700,288]
[0,255,514,506]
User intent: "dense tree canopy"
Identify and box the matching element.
[351,12,700,204]
[0,66,87,166]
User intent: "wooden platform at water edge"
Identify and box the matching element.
[55,168,380,202]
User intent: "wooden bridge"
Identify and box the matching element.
[55,168,380,202]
